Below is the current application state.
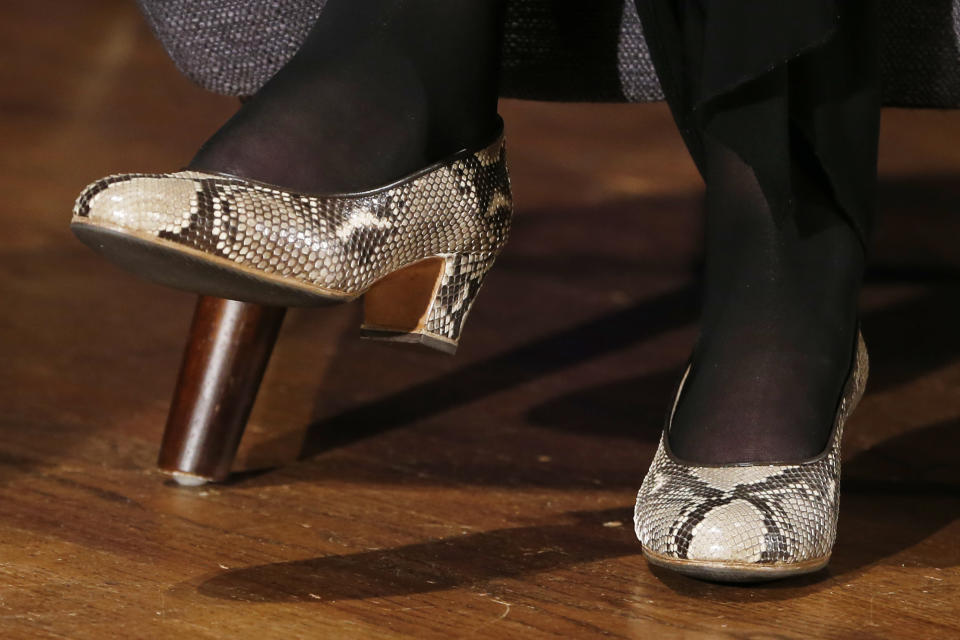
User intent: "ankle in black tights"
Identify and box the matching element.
[189,0,505,193]
[667,135,865,465]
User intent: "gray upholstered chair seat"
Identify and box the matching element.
[137,0,960,107]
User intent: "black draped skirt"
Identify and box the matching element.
[633,0,881,244]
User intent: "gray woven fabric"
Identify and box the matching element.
[136,0,960,107]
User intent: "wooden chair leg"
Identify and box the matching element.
[158,296,286,485]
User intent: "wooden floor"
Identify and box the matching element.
[2,2,959,638]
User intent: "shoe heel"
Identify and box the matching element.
[361,252,496,354]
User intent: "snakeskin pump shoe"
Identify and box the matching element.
[634,331,869,582]
[71,124,512,354]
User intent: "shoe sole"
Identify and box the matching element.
[641,546,830,583]
[357,328,458,355]
[71,219,355,307]
[73,219,467,354]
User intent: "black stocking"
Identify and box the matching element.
[668,124,865,463]
[641,0,881,464]
[189,0,506,193]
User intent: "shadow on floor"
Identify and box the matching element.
[198,275,960,601]
[219,274,960,506]
[191,506,638,603]
[294,283,699,460]
[194,409,958,605]
[860,284,960,393]
[301,268,960,454]
[832,416,960,576]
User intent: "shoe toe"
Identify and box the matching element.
[684,499,768,563]
[74,174,199,235]
[635,451,839,566]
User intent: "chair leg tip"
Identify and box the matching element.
[168,471,212,487]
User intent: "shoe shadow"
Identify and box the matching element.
[226,282,695,492]
[524,369,679,440]
[830,416,960,577]
[270,282,697,468]
[860,283,960,393]
[227,301,692,490]
[189,507,639,603]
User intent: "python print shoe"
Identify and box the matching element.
[634,331,869,582]
[71,125,512,354]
